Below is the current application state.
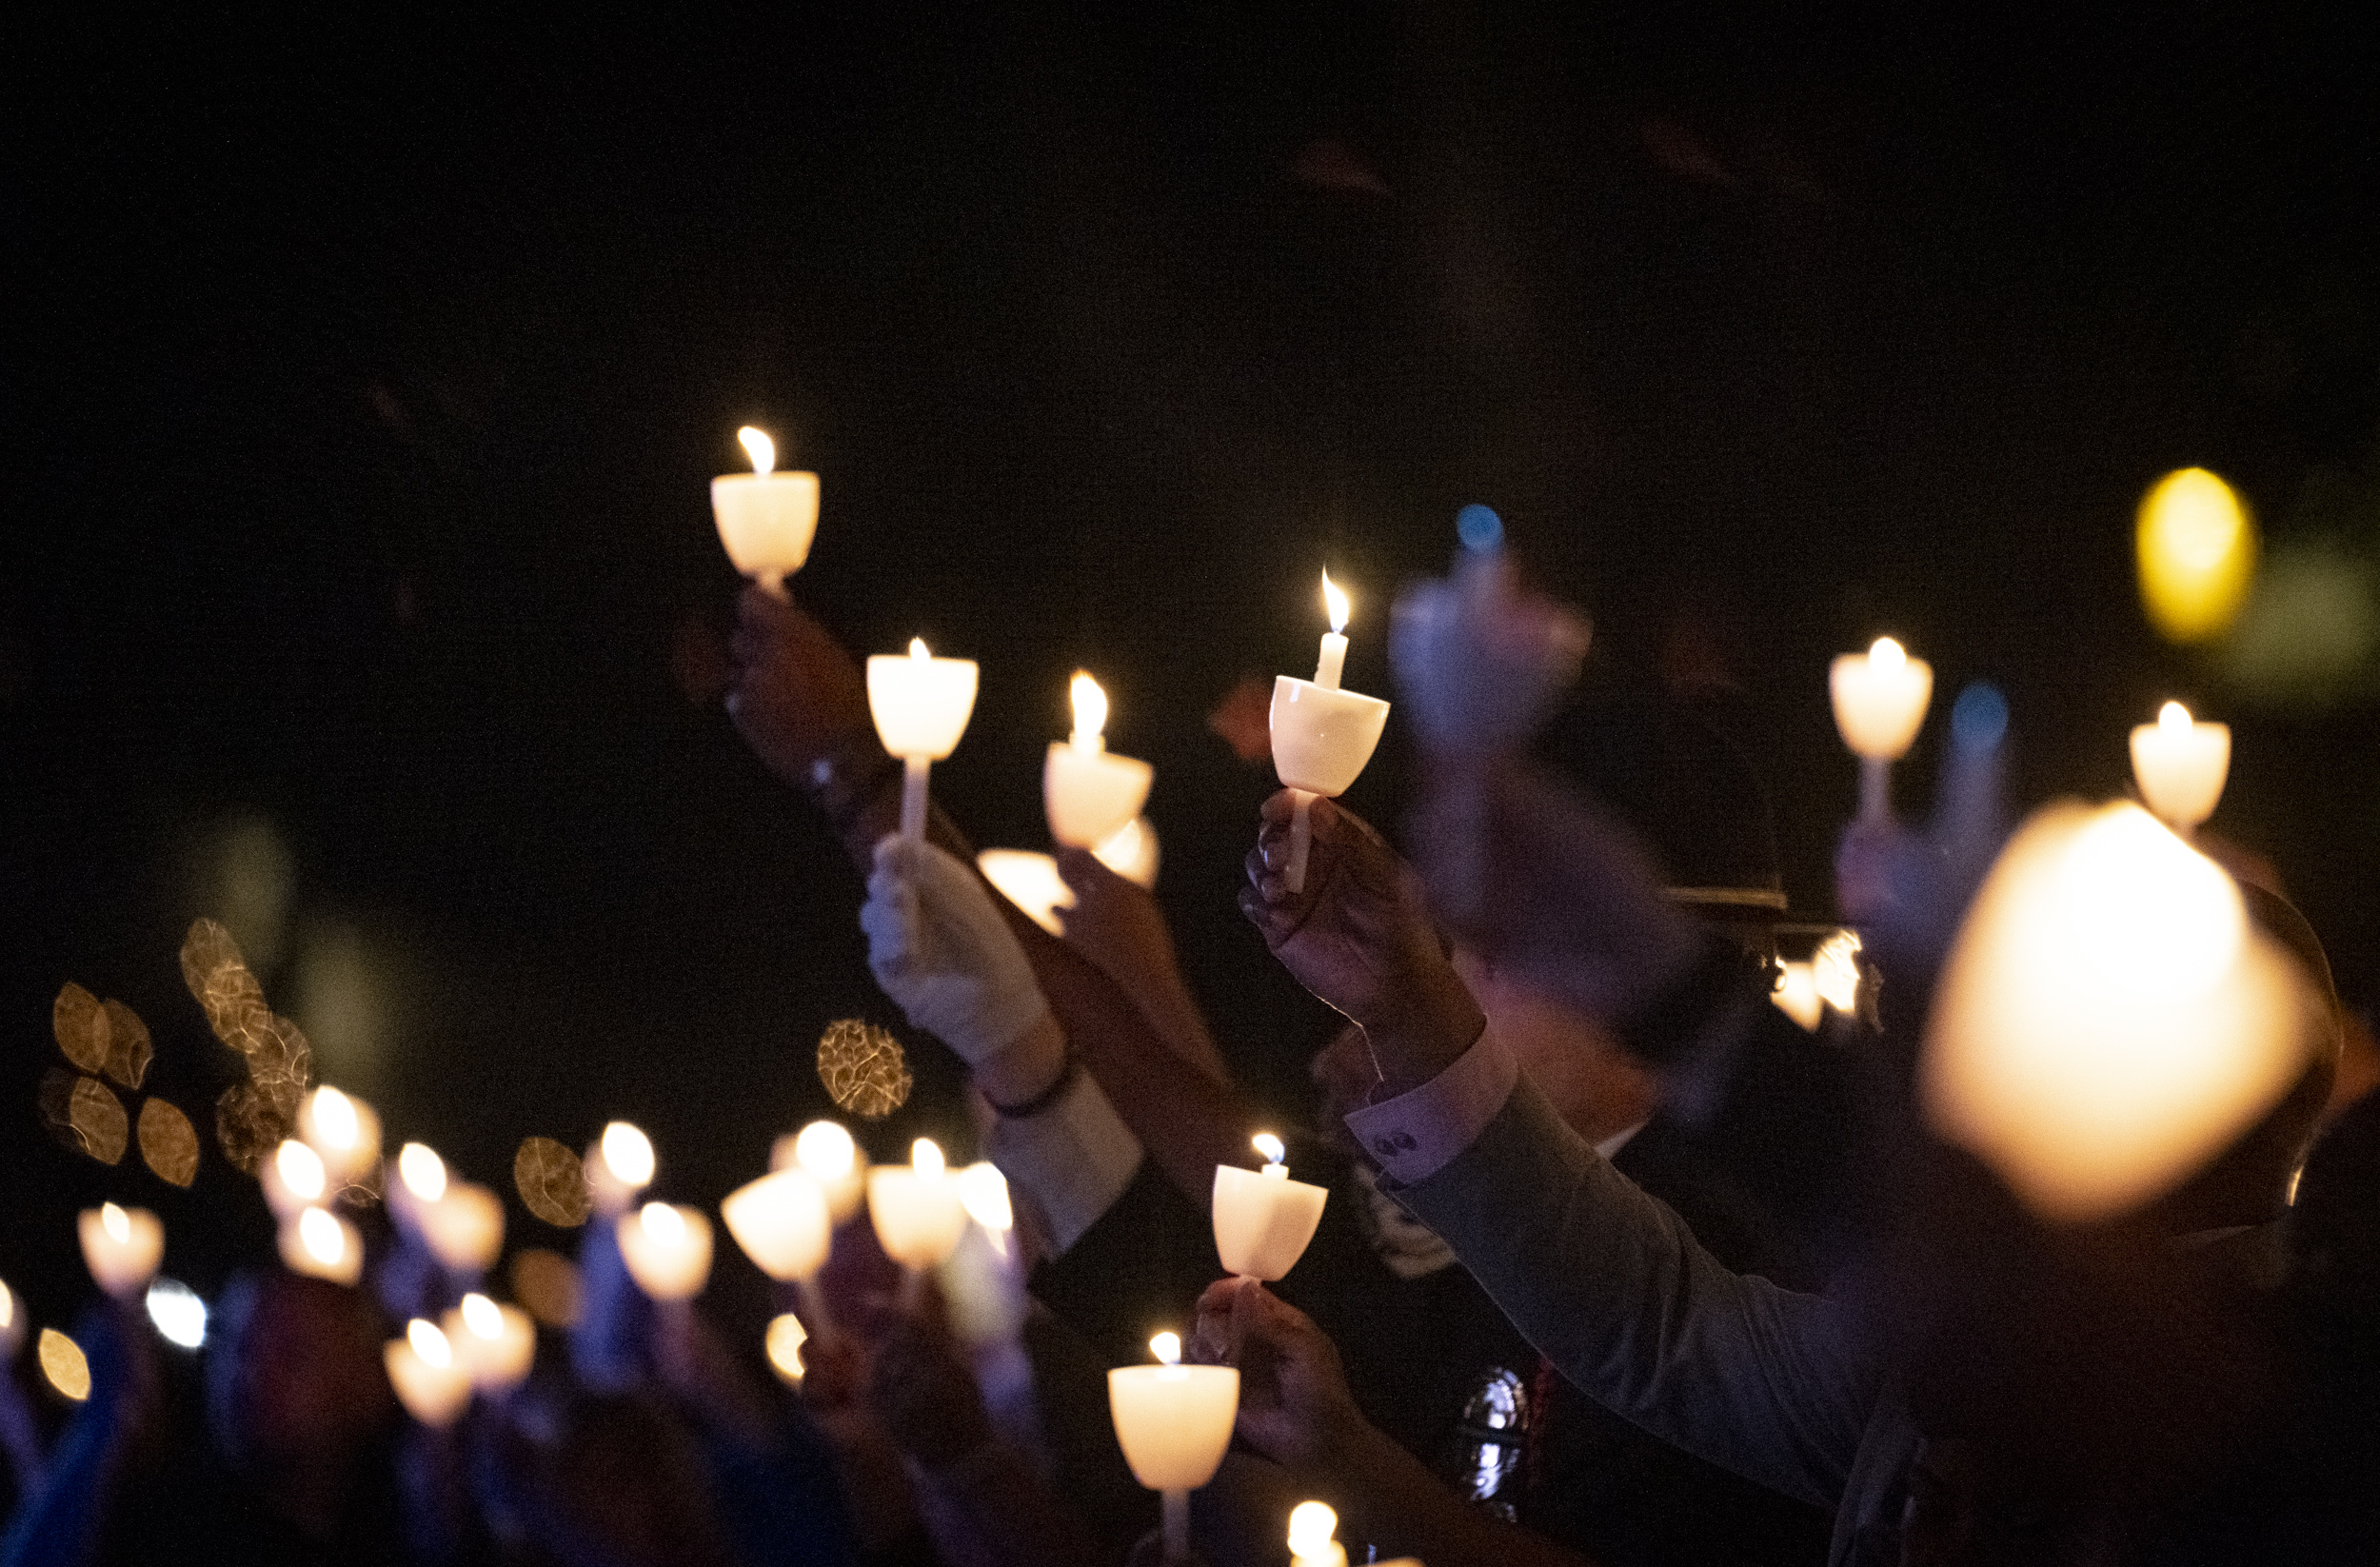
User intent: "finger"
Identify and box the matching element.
[1258,789,1299,824]
[1054,845,1119,897]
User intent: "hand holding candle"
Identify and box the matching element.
[867,639,980,843]
[1831,636,1934,822]
[867,1139,969,1304]
[712,426,821,599]
[1044,670,1154,848]
[1108,1331,1239,1564]
[1212,1133,1328,1281]
[2131,701,2231,833]
[1271,572,1391,893]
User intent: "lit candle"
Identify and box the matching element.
[866,1139,969,1302]
[1212,1135,1328,1281]
[1830,637,1934,822]
[711,426,821,599]
[441,1293,536,1394]
[1811,929,1864,1016]
[261,1138,329,1219]
[1289,1500,1349,1567]
[279,1204,364,1285]
[1270,573,1391,893]
[764,1312,809,1387]
[977,848,1075,936]
[585,1121,656,1218]
[776,1121,868,1223]
[1044,670,1155,848]
[722,1168,833,1281]
[866,638,981,843]
[385,1319,473,1429]
[1772,962,1823,1032]
[387,1141,448,1239]
[0,1278,24,1360]
[618,1201,713,1301]
[417,1182,506,1278]
[1108,1331,1240,1564]
[78,1203,163,1299]
[2130,701,2231,833]
[297,1086,382,1185]
[1092,815,1160,888]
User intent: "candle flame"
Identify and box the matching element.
[1321,571,1350,634]
[461,1293,505,1340]
[277,1140,327,1201]
[1288,1501,1339,1556]
[408,1318,453,1370]
[1069,670,1108,744]
[640,1201,685,1245]
[794,1121,857,1180]
[909,637,931,661]
[310,1086,360,1149]
[298,1206,346,1265]
[398,1143,448,1202]
[958,1161,1013,1232]
[2160,700,2193,731]
[1150,1330,1182,1366]
[1252,1132,1286,1165]
[601,1122,656,1188]
[738,426,776,476]
[765,1313,809,1383]
[102,1202,129,1244]
[911,1138,945,1180]
[0,1280,12,1334]
[1869,636,1906,672]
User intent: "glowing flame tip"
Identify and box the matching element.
[1321,571,1350,634]
[737,426,775,476]
[1253,1132,1286,1164]
[1150,1330,1182,1366]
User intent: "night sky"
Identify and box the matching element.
[7,7,2377,1340]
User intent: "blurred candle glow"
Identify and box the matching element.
[38,1329,89,1402]
[385,1319,473,1428]
[442,1293,535,1394]
[0,1278,20,1359]
[280,1204,364,1285]
[619,1201,713,1300]
[1109,1329,1240,1563]
[1289,1501,1349,1567]
[586,1121,656,1217]
[957,1161,1014,1250]
[1271,573,1391,892]
[2131,702,2231,831]
[1044,670,1154,848]
[79,1203,163,1299]
[1213,1138,1327,1280]
[1093,815,1160,888]
[399,1143,447,1203]
[722,1168,834,1281]
[262,1138,328,1219]
[1773,962,1824,1031]
[1830,637,1934,821]
[417,1182,506,1277]
[978,849,1075,936]
[712,426,821,598]
[764,1313,809,1386]
[2137,467,2255,644]
[1812,929,1864,1015]
[778,1121,867,1222]
[866,1138,968,1275]
[298,1086,381,1183]
[868,639,981,843]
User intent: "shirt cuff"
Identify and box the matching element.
[984,1068,1142,1256]
[1343,1023,1519,1186]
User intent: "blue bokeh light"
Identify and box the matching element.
[1951,683,2009,751]
[1456,504,1503,552]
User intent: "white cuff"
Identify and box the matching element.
[985,1068,1143,1256]
[1343,1023,1519,1186]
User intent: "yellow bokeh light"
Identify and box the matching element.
[2137,467,2256,644]
[398,1142,448,1203]
[39,1328,90,1401]
[408,1318,453,1369]
[738,426,775,476]
[765,1313,809,1385]
[910,1138,945,1180]
[1288,1500,1339,1557]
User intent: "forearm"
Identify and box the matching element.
[1315,1418,1596,1567]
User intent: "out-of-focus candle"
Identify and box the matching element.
[298,1086,382,1184]
[79,1203,164,1299]
[1812,929,1864,1016]
[417,1182,506,1277]
[1830,637,1934,821]
[262,1138,329,1219]
[618,1201,713,1300]
[385,1319,473,1429]
[1271,574,1390,893]
[0,1277,24,1359]
[442,1293,535,1394]
[867,639,981,843]
[1212,1135,1327,1281]
[764,1312,809,1386]
[2131,702,2231,832]
[1108,1331,1240,1563]
[280,1205,364,1286]
[1289,1501,1349,1567]
[1093,815,1160,889]
[978,849,1076,936]
[712,426,821,599]
[1772,962,1823,1031]
[722,1168,833,1281]
[777,1121,867,1222]
[2137,467,2255,645]
[1044,670,1154,848]
[867,1139,969,1276]
[585,1121,656,1218]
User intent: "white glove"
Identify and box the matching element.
[862,836,1054,1067]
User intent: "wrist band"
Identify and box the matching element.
[986,1054,1079,1121]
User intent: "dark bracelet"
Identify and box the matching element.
[808,742,903,839]
[985,1054,1080,1121]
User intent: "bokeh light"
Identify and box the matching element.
[817,1020,913,1120]
[38,1328,89,1402]
[513,1137,591,1227]
[146,1279,208,1349]
[764,1313,808,1386]
[2137,466,2256,644]
[511,1248,584,1328]
[137,1098,201,1186]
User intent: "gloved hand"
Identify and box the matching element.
[862,836,1054,1067]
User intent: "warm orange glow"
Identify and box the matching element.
[738,426,776,476]
[38,1328,89,1402]
[722,1168,834,1281]
[794,1120,857,1180]
[2131,703,2231,830]
[2138,467,2255,644]
[299,1206,345,1265]
[599,1122,655,1188]
[911,1138,945,1180]
[1772,962,1823,1031]
[957,1161,1013,1233]
[398,1143,447,1203]
[277,1140,327,1203]
[1321,571,1350,633]
[1813,930,1864,1014]
[978,849,1075,936]
[618,1201,713,1300]
[2161,700,2192,730]
[102,1202,129,1244]
[1070,671,1109,749]
[765,1312,810,1384]
[1289,1501,1340,1559]
[409,1318,453,1369]
[311,1087,358,1148]
[909,636,931,661]
[1253,1132,1286,1165]
[1150,1330,1182,1366]
[281,1205,363,1285]
[1830,639,1934,762]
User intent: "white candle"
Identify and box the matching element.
[1289,1501,1349,1567]
[297,1086,382,1185]
[1212,1135,1328,1281]
[385,1319,473,1428]
[1270,575,1390,894]
[764,1312,810,1387]
[442,1293,535,1394]
[722,1168,834,1281]
[866,1139,970,1277]
[867,639,981,842]
[1772,962,1823,1032]
[261,1138,329,1219]
[585,1121,656,1218]
[1830,637,1934,821]
[618,1201,713,1301]
[776,1121,868,1223]
[279,1205,364,1286]
[1108,1331,1240,1563]
[2130,701,2231,831]
[1044,671,1154,848]
[711,426,821,599]
[78,1203,163,1299]
[1314,572,1350,690]
[977,848,1076,936]
[1092,815,1161,889]
[417,1182,506,1277]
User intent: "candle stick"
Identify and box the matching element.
[1044,671,1154,848]
[1109,1331,1239,1565]
[618,1202,714,1301]
[712,426,821,599]
[866,1139,969,1307]
[441,1292,536,1394]
[1288,1500,1350,1567]
[385,1319,474,1429]
[2130,701,2231,834]
[78,1203,163,1300]
[1830,637,1934,822]
[867,639,981,843]
[776,1121,868,1222]
[1271,572,1392,893]
[1212,1134,1328,1281]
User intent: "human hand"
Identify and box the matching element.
[862,837,1055,1067]
[724,585,876,785]
[1055,847,1228,1080]
[1189,1278,1363,1470]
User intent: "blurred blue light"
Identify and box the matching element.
[1951,683,2008,751]
[1456,504,1503,552]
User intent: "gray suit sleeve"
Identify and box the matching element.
[1391,1076,1881,1510]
